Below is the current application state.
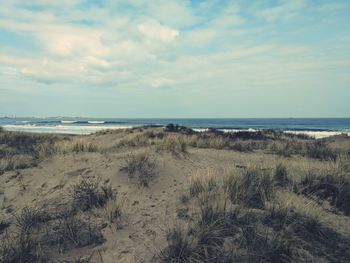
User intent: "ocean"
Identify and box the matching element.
[1,117,350,138]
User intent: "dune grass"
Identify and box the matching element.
[0,177,114,263]
[69,177,114,211]
[0,131,102,174]
[0,130,100,173]
[53,138,99,154]
[161,161,350,262]
[296,159,350,215]
[120,151,157,187]
[0,205,104,263]
[157,134,187,155]
[225,166,274,209]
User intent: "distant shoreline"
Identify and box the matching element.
[1,123,350,139]
[1,117,350,138]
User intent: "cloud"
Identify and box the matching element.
[38,27,108,57]
[0,0,349,94]
[138,21,179,43]
[255,0,308,22]
[149,77,174,88]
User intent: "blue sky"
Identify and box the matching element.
[0,0,349,117]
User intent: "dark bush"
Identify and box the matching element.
[273,164,290,187]
[164,124,195,135]
[303,141,338,161]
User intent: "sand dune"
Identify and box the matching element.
[1,127,350,262]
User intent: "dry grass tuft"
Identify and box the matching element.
[115,130,164,148]
[225,166,274,209]
[189,172,217,197]
[54,138,98,154]
[120,151,157,187]
[54,215,104,251]
[157,135,187,155]
[104,196,125,228]
[15,207,51,232]
[70,178,114,211]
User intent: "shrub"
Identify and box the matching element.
[120,151,157,187]
[164,124,194,135]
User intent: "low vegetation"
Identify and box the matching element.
[0,205,104,263]
[225,166,274,209]
[296,160,350,215]
[0,129,99,173]
[69,177,114,211]
[1,126,349,262]
[160,161,350,262]
[0,178,117,262]
[1,126,346,175]
[54,138,99,154]
[157,135,187,155]
[120,151,157,186]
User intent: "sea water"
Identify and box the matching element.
[1,117,350,138]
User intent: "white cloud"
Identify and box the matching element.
[0,0,349,95]
[138,21,179,43]
[149,77,174,88]
[256,0,307,22]
[38,28,109,57]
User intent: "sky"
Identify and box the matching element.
[0,0,350,118]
